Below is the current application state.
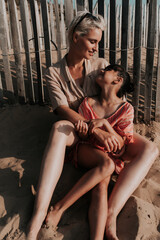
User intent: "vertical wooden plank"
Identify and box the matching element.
[128,5,132,48]
[116,5,119,48]
[0,0,14,103]
[20,0,35,103]
[144,0,157,122]
[132,0,142,122]
[132,5,135,48]
[35,1,43,49]
[40,0,52,68]
[119,5,122,49]
[64,0,74,29]
[76,0,85,12]
[30,0,44,103]
[121,0,129,70]
[54,0,62,60]
[98,0,104,58]
[155,32,160,121]
[89,0,93,13]
[60,0,66,48]
[49,0,56,45]
[8,0,26,103]
[107,3,110,49]
[109,0,116,64]
[84,0,89,11]
[0,72,4,106]
[3,1,11,50]
[25,0,34,49]
[104,2,107,49]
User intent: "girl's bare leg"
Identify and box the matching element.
[105,133,159,240]
[89,177,110,240]
[46,144,115,234]
[27,120,78,240]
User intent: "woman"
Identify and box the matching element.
[27,11,159,240]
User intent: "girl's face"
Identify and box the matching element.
[73,28,102,59]
[96,69,120,87]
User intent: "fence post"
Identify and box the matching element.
[109,0,116,64]
[98,0,104,58]
[41,0,52,68]
[144,0,157,122]
[20,0,35,103]
[76,0,85,11]
[132,0,142,122]
[0,72,3,106]
[0,0,14,103]
[121,0,129,70]
[8,0,26,103]
[64,0,74,28]
[30,0,44,104]
[155,32,160,121]
[89,0,93,13]
[54,0,62,60]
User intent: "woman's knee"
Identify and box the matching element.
[51,120,78,146]
[93,177,110,196]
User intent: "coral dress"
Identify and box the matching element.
[76,97,134,174]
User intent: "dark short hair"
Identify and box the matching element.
[104,64,134,98]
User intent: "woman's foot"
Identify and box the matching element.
[45,205,63,228]
[105,213,118,240]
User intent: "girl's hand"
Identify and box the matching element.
[88,119,107,134]
[93,128,121,153]
[75,120,88,139]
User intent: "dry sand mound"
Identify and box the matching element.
[0,105,160,240]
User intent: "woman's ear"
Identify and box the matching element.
[72,32,79,43]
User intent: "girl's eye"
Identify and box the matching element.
[89,40,95,44]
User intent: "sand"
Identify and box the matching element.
[0,104,160,240]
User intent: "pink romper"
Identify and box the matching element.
[76,97,134,174]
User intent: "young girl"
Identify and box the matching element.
[45,64,134,239]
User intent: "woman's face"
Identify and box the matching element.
[74,28,102,59]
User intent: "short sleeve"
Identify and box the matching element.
[45,67,69,111]
[115,103,134,144]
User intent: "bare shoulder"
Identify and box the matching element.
[87,96,98,107]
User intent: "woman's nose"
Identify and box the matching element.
[93,43,98,52]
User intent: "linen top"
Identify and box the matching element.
[45,55,109,111]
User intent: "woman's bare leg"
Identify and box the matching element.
[27,120,78,240]
[89,177,110,240]
[105,133,159,240]
[46,144,115,232]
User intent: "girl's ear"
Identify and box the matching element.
[113,77,123,84]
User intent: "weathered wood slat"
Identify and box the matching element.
[40,0,52,68]
[121,0,129,70]
[20,0,35,103]
[54,0,62,60]
[144,0,157,122]
[64,0,74,29]
[132,0,142,122]
[30,0,44,103]
[60,0,66,48]
[119,5,122,49]
[8,0,26,103]
[89,0,93,13]
[0,0,14,103]
[76,0,85,12]
[155,32,160,121]
[98,0,104,58]
[0,72,4,106]
[109,0,116,64]
[49,0,56,45]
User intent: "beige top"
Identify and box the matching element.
[45,55,109,112]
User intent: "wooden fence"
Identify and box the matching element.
[0,0,160,122]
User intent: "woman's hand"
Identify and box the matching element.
[88,119,107,134]
[93,128,121,153]
[75,120,88,139]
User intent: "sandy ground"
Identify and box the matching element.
[0,104,160,240]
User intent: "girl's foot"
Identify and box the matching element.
[45,205,63,228]
[105,214,119,240]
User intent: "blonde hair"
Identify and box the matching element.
[68,11,105,46]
